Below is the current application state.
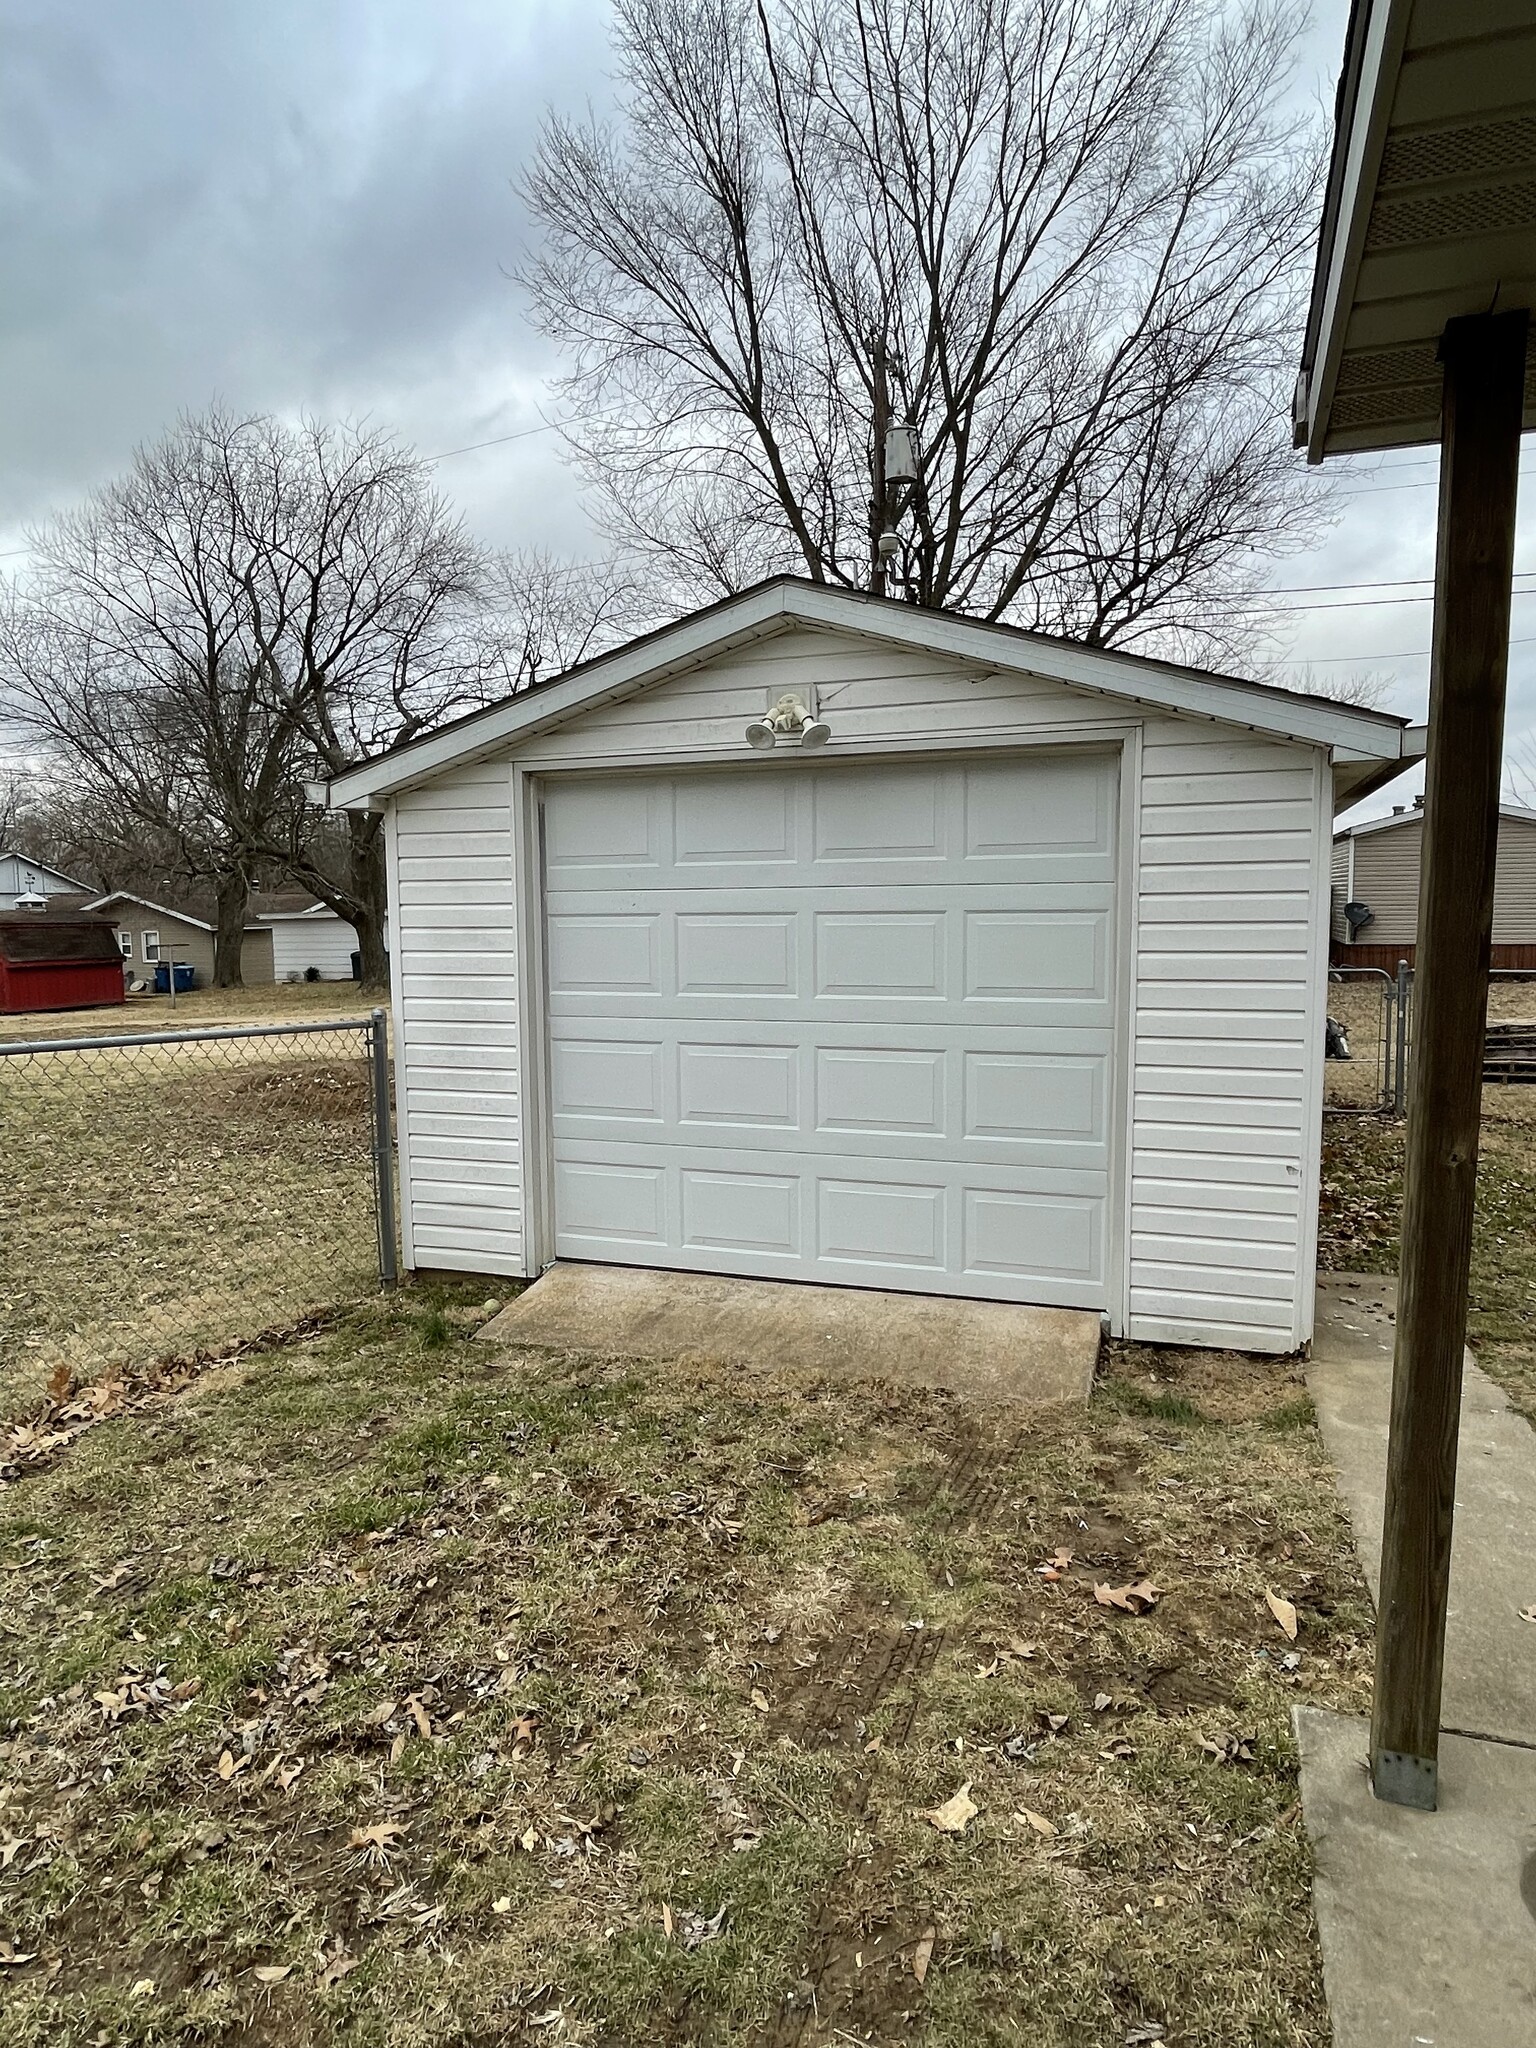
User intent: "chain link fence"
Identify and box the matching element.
[1325,963,1414,1115]
[0,1013,396,1424]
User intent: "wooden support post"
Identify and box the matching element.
[1370,309,1528,1810]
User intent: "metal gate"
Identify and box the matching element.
[1325,962,1414,1115]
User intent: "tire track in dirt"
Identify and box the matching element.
[759,1423,1023,2047]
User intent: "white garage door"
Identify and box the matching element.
[542,753,1119,1306]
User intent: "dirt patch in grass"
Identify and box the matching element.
[1320,1085,1536,1417]
[0,1287,1371,2045]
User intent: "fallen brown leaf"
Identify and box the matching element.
[252,1965,291,1985]
[350,1819,407,1862]
[921,1782,978,1835]
[1093,1579,1160,1614]
[912,1925,936,1984]
[1265,1589,1299,1640]
[1016,1807,1057,1837]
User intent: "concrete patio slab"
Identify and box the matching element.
[477,1262,1099,1404]
[1309,1273,1536,1746]
[1295,1707,1536,2048]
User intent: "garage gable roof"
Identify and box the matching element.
[325,577,1418,808]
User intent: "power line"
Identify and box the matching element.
[1293,634,1536,665]
[422,422,557,462]
[0,422,561,562]
[1266,587,1536,614]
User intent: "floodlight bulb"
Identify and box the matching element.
[745,720,777,749]
[799,720,831,749]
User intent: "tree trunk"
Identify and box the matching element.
[212,870,249,987]
[348,814,391,993]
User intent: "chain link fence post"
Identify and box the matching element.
[369,1007,399,1287]
[1395,958,1412,1117]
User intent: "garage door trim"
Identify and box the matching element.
[513,737,1139,1330]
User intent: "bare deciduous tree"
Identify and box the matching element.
[484,549,650,691]
[0,413,304,982]
[1270,662,1395,712]
[1506,732,1536,809]
[228,415,493,988]
[521,0,1323,659]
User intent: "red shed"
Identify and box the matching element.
[0,914,126,1015]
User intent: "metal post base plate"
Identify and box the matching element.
[1371,1748,1438,1810]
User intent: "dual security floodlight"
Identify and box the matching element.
[745,690,830,751]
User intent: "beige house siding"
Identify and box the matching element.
[115,911,274,985]
[1339,813,1536,947]
[1329,838,1351,942]
[1492,817,1536,941]
[1349,822,1423,945]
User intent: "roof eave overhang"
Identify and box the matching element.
[1295,0,1415,464]
[1296,1,1536,462]
[325,582,1416,809]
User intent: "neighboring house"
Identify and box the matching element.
[251,891,382,980]
[83,893,276,987]
[0,850,87,907]
[0,905,125,1015]
[1331,799,1536,969]
[323,578,1420,1357]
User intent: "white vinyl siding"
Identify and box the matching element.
[517,628,1126,766]
[269,914,360,981]
[1129,729,1326,1351]
[385,621,1331,1350]
[390,762,522,1275]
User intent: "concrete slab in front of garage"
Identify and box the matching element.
[476,1262,1100,1405]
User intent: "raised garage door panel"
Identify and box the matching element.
[543,756,1118,1306]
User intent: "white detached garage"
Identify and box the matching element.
[326,580,1420,1354]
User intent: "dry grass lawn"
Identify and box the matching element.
[1321,1080,1536,1417]
[0,982,377,1044]
[0,1286,1372,2047]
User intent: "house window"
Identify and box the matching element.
[117,931,133,959]
[141,930,161,963]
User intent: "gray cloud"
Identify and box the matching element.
[1,0,1530,799]
[0,0,606,547]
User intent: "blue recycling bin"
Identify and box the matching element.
[153,962,197,993]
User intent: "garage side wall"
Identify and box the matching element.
[389,763,523,1275]
[1128,725,1326,1352]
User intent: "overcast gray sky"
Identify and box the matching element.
[1,0,1531,816]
